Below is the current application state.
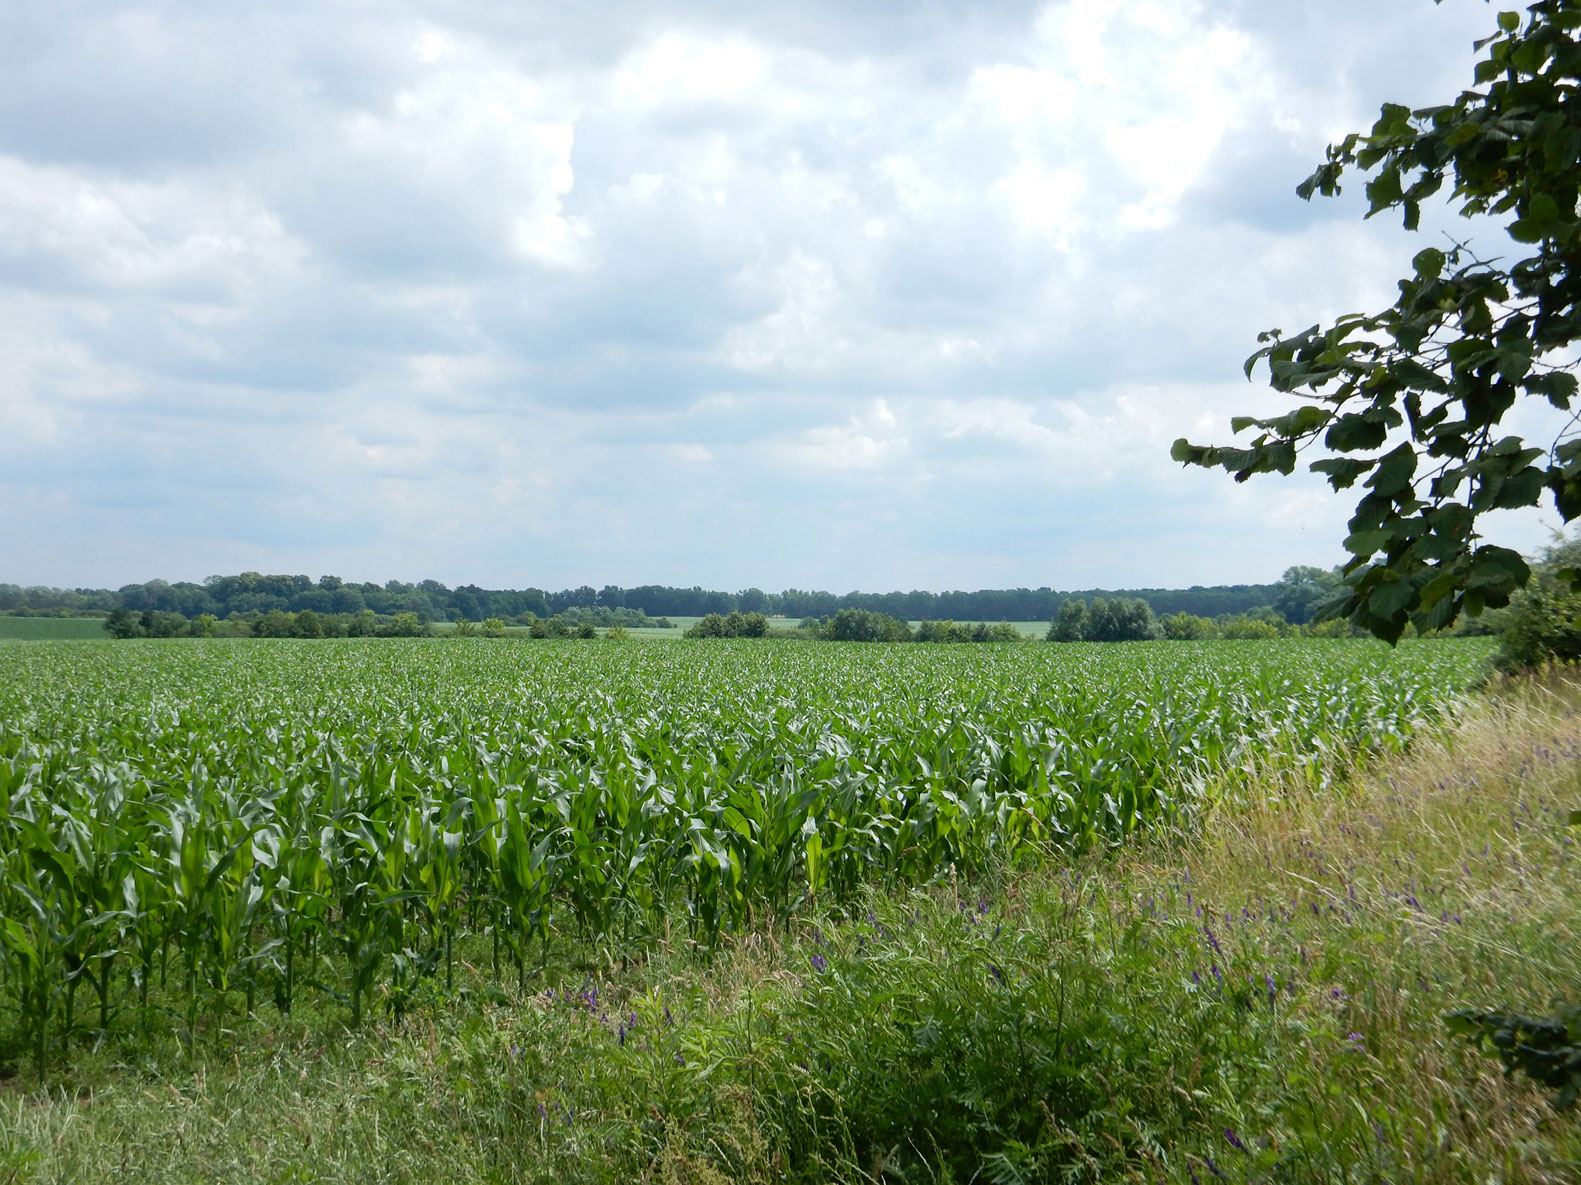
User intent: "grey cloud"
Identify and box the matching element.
[0,0,1553,591]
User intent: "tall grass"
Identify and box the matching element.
[5,645,1577,1182]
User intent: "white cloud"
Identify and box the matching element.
[0,0,1540,591]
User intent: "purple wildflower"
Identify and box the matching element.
[1224,1128,1245,1152]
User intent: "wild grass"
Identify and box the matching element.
[3,667,1579,1182]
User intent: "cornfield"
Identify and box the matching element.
[0,637,1489,1069]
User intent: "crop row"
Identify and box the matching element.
[0,637,1490,1069]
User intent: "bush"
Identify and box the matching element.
[1494,534,1581,671]
[252,610,297,638]
[293,609,326,639]
[824,608,911,642]
[1161,611,1213,640]
[480,618,507,637]
[685,612,770,639]
[378,612,429,638]
[1085,598,1162,642]
[1220,617,1281,640]
[103,606,143,638]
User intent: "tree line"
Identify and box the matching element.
[1,571,1309,625]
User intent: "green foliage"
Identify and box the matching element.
[1493,533,1581,670]
[1086,597,1163,642]
[1174,2,1581,643]
[685,611,770,639]
[1447,1004,1581,1111]
[102,607,141,639]
[1050,598,1161,642]
[451,617,478,637]
[822,608,911,642]
[914,619,1022,643]
[0,639,1487,1067]
[1048,598,1087,642]
[382,612,428,638]
[480,617,507,637]
[292,609,325,639]
[1162,611,1214,640]
[1272,565,1343,625]
[1220,616,1283,641]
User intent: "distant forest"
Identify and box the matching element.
[0,572,1286,624]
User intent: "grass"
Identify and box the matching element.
[0,616,105,641]
[3,671,1580,1182]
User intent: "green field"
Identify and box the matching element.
[0,615,106,640]
[0,637,1486,1039]
[9,635,1578,1183]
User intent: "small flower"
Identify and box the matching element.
[989,963,1003,981]
[811,953,829,973]
[1223,1128,1246,1152]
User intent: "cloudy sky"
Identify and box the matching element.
[2,0,1565,593]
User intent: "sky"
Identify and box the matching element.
[2,0,1570,594]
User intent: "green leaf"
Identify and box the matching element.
[1368,578,1417,618]
[1310,457,1373,489]
[1366,443,1418,497]
[1413,247,1446,280]
[1326,414,1390,452]
[1344,529,1393,557]
[1171,439,1214,466]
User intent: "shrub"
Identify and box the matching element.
[1220,617,1281,640]
[379,612,429,638]
[1494,534,1581,671]
[685,612,770,639]
[1162,611,1213,640]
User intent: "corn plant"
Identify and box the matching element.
[0,635,1492,1067]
